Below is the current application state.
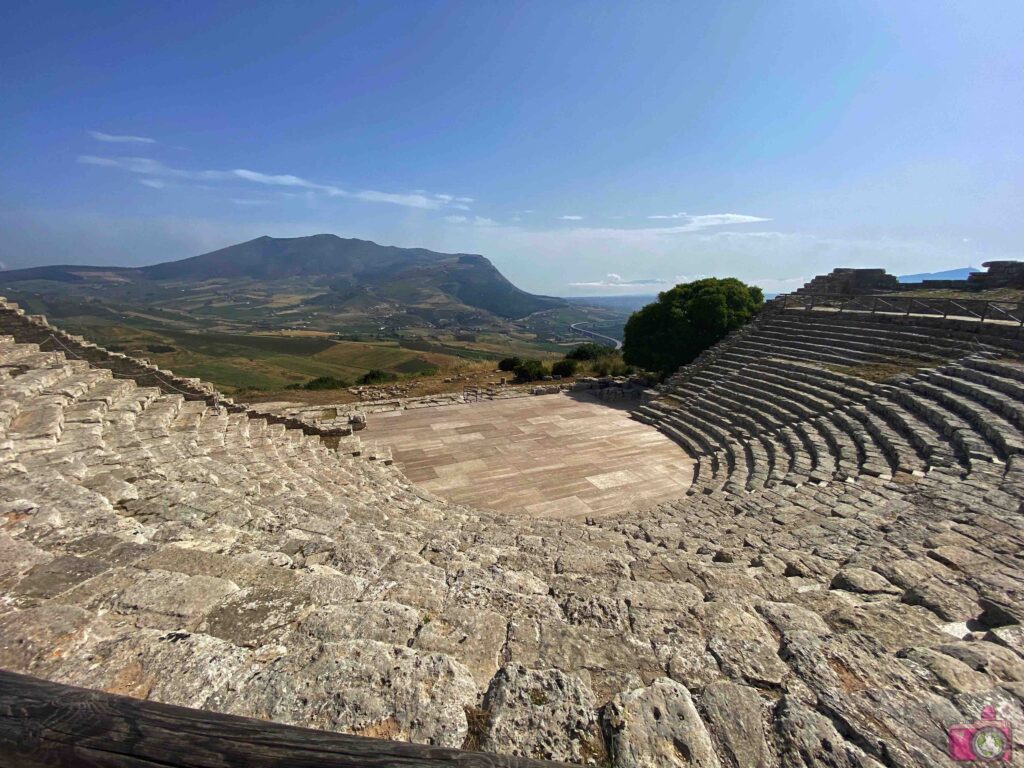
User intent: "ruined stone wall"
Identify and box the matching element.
[792,267,900,296]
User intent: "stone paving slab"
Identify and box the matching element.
[363,393,694,517]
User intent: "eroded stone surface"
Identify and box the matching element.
[1,298,1024,766]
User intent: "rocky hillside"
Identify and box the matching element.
[0,234,565,326]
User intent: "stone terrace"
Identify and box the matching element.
[1,292,1023,767]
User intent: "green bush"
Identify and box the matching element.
[145,344,176,354]
[513,359,548,383]
[566,342,614,361]
[551,359,578,377]
[285,375,351,391]
[498,356,523,372]
[358,369,398,385]
[623,277,763,376]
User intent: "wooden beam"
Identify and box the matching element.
[0,670,569,768]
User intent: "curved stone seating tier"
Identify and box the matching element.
[2,298,1024,767]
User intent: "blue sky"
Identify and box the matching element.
[1,1,1021,295]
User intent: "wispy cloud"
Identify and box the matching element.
[559,215,584,221]
[445,214,498,226]
[570,273,670,288]
[78,155,471,211]
[139,178,165,189]
[643,212,771,229]
[89,131,157,144]
[231,198,270,206]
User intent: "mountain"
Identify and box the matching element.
[0,235,565,324]
[898,266,981,283]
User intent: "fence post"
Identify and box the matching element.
[980,303,989,323]
[871,297,878,315]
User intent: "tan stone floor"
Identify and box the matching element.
[364,393,694,518]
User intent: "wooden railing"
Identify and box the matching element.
[776,293,1024,326]
[0,670,567,768]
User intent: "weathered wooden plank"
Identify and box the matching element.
[0,670,568,768]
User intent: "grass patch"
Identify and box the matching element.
[826,359,938,382]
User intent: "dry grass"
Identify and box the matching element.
[826,359,937,382]
[461,706,492,751]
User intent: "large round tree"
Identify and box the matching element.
[622,277,763,376]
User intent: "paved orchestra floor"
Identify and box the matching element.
[364,392,694,518]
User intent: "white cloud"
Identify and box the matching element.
[78,155,469,211]
[353,190,439,209]
[231,198,270,206]
[445,215,498,227]
[570,273,670,288]
[139,178,165,189]
[642,212,771,230]
[559,215,584,221]
[89,130,157,144]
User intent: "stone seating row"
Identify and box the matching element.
[2,311,1024,767]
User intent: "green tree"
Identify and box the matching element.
[498,356,523,372]
[623,278,763,376]
[551,359,578,377]
[513,359,548,382]
[566,342,613,361]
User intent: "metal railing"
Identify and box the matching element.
[776,294,1024,326]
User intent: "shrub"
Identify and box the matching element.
[551,359,578,377]
[566,342,614,361]
[623,277,763,376]
[513,359,547,382]
[286,375,350,391]
[358,369,398,385]
[498,356,523,372]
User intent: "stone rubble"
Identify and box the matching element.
[0,293,1023,766]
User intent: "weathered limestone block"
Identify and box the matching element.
[200,585,314,648]
[478,663,605,763]
[604,678,721,768]
[986,624,1024,657]
[825,687,970,767]
[897,647,995,694]
[0,604,96,674]
[824,600,949,651]
[508,619,662,703]
[781,630,923,701]
[666,635,722,693]
[756,600,832,637]
[700,681,774,768]
[773,696,885,768]
[829,567,901,595]
[55,629,257,710]
[81,471,139,505]
[67,568,239,630]
[413,605,508,689]
[298,601,420,646]
[0,532,52,590]
[233,640,477,748]
[701,601,789,688]
[11,555,110,600]
[901,577,982,623]
[938,640,1024,682]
